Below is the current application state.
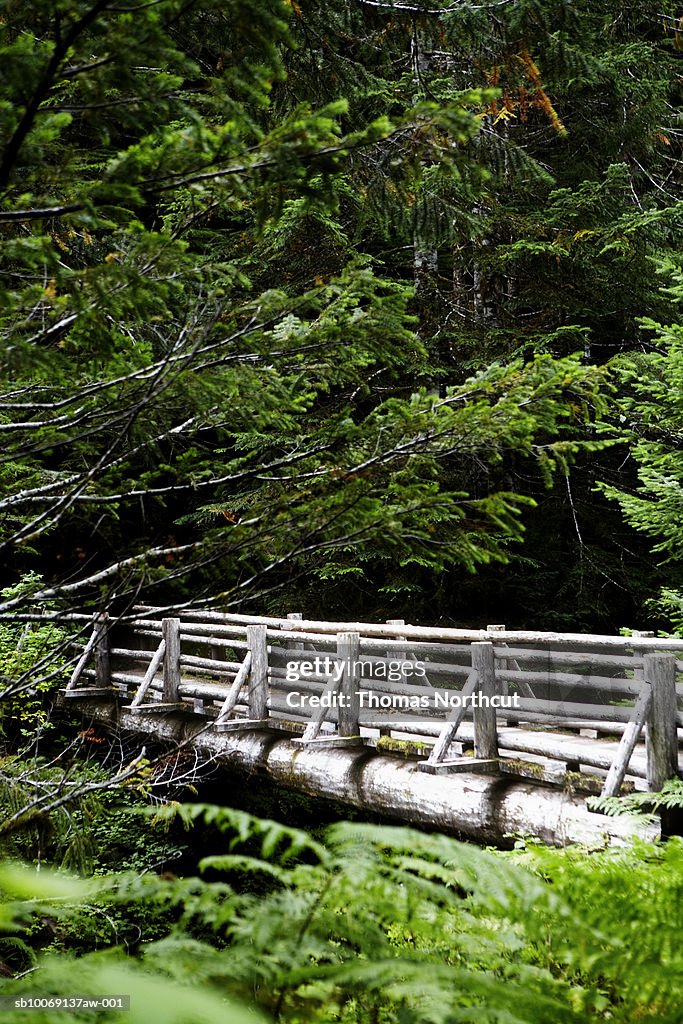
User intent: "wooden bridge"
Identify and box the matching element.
[61,608,683,846]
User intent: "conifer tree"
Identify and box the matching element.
[600,264,683,631]
[256,0,683,626]
[0,0,626,625]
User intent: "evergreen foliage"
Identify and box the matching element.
[600,264,683,631]
[2,6,683,1021]
[0,0,641,625]
[3,803,683,1022]
[0,574,73,730]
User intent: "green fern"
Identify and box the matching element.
[4,804,683,1021]
[588,777,683,820]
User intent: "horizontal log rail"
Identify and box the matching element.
[131,605,683,649]
[59,611,683,798]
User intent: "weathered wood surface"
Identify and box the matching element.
[162,618,181,704]
[430,713,641,734]
[285,612,305,652]
[646,653,679,790]
[81,674,665,784]
[215,651,252,724]
[488,625,511,702]
[510,698,636,723]
[68,609,683,810]
[74,698,660,848]
[132,605,683,648]
[268,646,473,679]
[134,627,249,650]
[111,647,151,659]
[496,668,641,696]
[493,646,645,670]
[91,667,679,786]
[423,670,479,767]
[363,717,654,779]
[472,642,498,759]
[180,654,243,673]
[66,622,101,690]
[299,674,342,742]
[247,624,268,721]
[130,639,166,708]
[601,683,652,797]
[337,631,361,736]
[94,613,111,689]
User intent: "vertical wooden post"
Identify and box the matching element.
[624,630,654,746]
[286,612,304,652]
[94,612,111,689]
[645,652,678,791]
[337,631,360,737]
[386,618,405,642]
[632,631,654,683]
[631,631,654,687]
[162,617,181,703]
[247,624,268,721]
[471,641,498,760]
[487,624,508,702]
[387,618,410,689]
[381,619,406,731]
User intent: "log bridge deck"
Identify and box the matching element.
[62,608,683,847]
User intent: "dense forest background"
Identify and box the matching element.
[2,2,683,1022]
[1,0,682,634]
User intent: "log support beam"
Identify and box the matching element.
[72,698,660,848]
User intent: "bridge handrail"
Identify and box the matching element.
[59,609,683,799]
[132,605,683,650]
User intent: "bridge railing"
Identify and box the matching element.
[61,608,683,797]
